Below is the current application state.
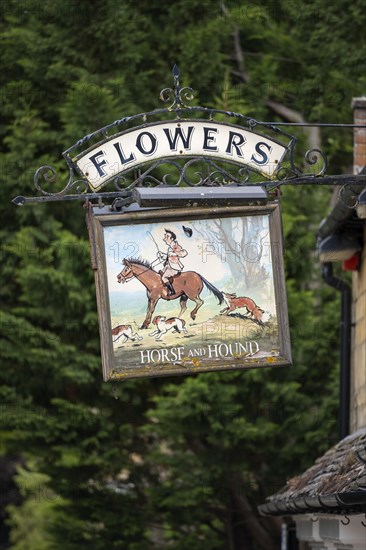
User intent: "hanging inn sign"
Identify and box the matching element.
[90,202,290,380]
[14,66,363,381]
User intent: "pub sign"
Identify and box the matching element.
[89,202,291,380]
[15,66,296,381]
[13,67,362,381]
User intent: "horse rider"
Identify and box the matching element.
[158,229,188,295]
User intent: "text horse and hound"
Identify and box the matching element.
[116,229,224,329]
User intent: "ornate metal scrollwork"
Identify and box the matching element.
[159,64,195,111]
[338,181,362,209]
[180,158,252,187]
[276,146,328,181]
[304,148,328,176]
[113,174,129,191]
[34,165,89,196]
[12,65,364,207]
[133,159,184,188]
[117,157,259,189]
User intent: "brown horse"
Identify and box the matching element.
[117,258,223,329]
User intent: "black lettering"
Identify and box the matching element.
[163,126,194,151]
[113,142,135,165]
[203,127,218,151]
[89,150,108,177]
[251,141,272,165]
[225,131,246,157]
[135,131,157,155]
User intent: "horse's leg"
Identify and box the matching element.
[141,296,159,329]
[185,279,204,320]
[190,296,204,320]
[220,306,229,314]
[178,295,188,317]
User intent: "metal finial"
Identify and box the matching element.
[159,65,195,111]
[172,64,180,80]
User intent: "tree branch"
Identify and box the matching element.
[221,2,321,151]
[229,474,277,550]
[266,100,321,150]
[220,2,250,83]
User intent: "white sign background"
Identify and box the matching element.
[75,121,288,190]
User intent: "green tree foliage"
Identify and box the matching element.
[1,0,365,548]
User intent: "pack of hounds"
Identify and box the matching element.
[112,292,271,343]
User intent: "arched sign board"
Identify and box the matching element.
[71,120,288,190]
[89,202,292,381]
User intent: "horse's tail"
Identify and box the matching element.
[199,275,224,305]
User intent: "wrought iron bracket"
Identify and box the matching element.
[11,66,366,208]
[12,190,132,206]
[12,174,366,208]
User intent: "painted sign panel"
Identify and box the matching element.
[89,204,291,380]
[76,121,288,190]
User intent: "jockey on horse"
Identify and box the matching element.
[157,229,188,296]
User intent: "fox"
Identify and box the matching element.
[220,292,269,323]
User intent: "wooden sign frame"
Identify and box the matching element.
[88,202,291,381]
